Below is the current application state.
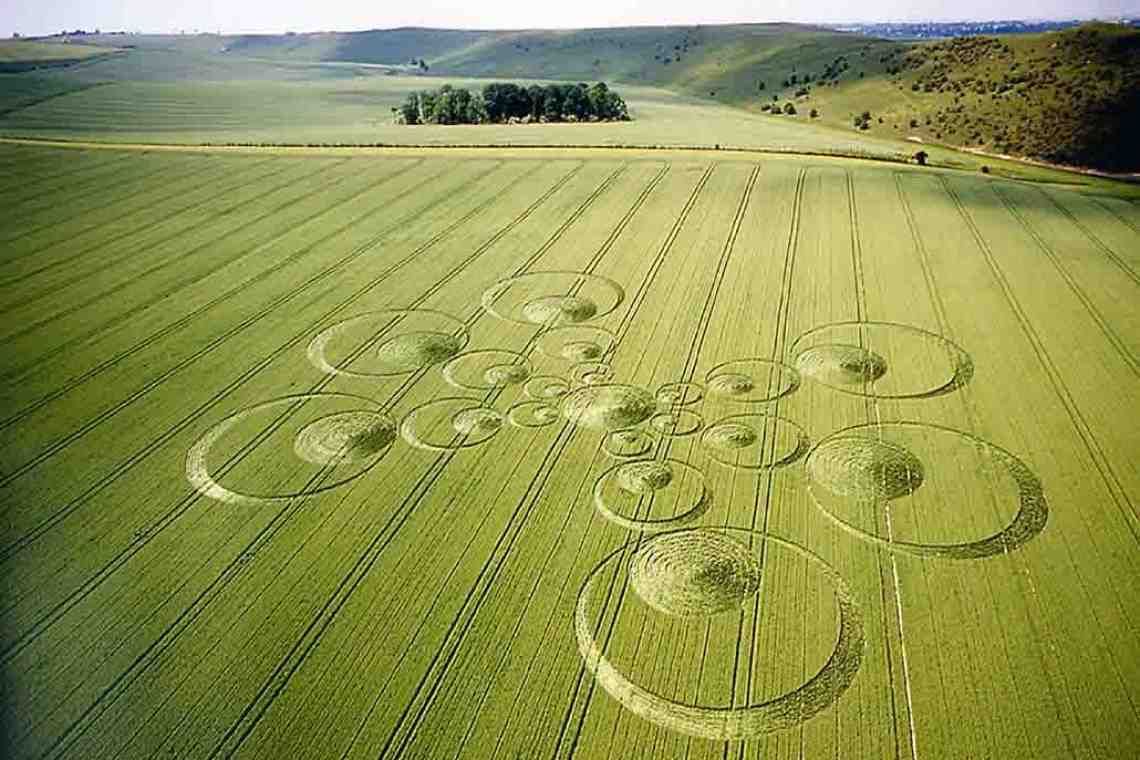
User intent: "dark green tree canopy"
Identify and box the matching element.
[397,82,630,125]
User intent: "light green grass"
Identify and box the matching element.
[0,41,113,63]
[0,143,1137,759]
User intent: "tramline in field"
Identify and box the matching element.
[0,142,1138,760]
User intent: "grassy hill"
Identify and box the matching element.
[114,22,1132,172]
[15,22,1140,172]
[0,40,121,72]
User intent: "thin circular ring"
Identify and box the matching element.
[805,421,1046,559]
[575,528,865,739]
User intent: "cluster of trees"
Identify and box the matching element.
[396,82,630,125]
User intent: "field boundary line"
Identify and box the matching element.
[848,168,906,760]
[896,172,1089,758]
[0,153,293,309]
[938,176,1139,542]
[33,160,578,760]
[215,164,636,759]
[0,156,344,339]
[0,154,237,274]
[0,160,517,561]
[1039,189,1140,287]
[0,159,438,428]
[551,163,716,759]
[992,186,1139,376]
[0,154,208,243]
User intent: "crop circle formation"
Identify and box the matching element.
[442,349,533,392]
[791,321,973,399]
[655,381,704,407]
[187,393,395,505]
[628,529,760,617]
[536,325,617,362]
[507,400,561,428]
[649,409,704,438]
[603,428,657,459]
[806,422,1047,559]
[593,459,711,531]
[400,397,506,452]
[481,270,624,326]
[307,309,468,378]
[576,528,866,739]
[701,413,809,470]
[705,358,801,403]
[561,383,657,431]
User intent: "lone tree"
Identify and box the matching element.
[913,150,929,166]
[783,102,797,115]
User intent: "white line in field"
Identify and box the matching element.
[873,399,919,760]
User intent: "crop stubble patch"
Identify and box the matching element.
[593,459,711,532]
[576,528,865,739]
[186,393,395,505]
[806,422,1047,559]
[307,309,468,378]
[792,321,973,399]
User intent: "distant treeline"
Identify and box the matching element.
[395,82,630,125]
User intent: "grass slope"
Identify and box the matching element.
[134,22,1134,171]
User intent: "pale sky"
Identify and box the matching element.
[2,0,1137,38]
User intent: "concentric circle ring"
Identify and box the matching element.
[400,397,506,452]
[701,413,809,471]
[307,309,468,378]
[592,459,711,532]
[805,422,1047,559]
[481,270,625,326]
[575,528,865,739]
[187,393,394,505]
[791,321,973,399]
[705,358,800,403]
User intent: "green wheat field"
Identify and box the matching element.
[1,99,1138,759]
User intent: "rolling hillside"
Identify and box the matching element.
[18,22,1140,172]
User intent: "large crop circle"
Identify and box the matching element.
[593,459,711,532]
[187,393,395,505]
[307,309,468,378]
[576,528,865,739]
[481,271,624,326]
[705,358,800,403]
[561,383,657,431]
[791,321,973,399]
[805,422,1047,559]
